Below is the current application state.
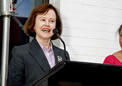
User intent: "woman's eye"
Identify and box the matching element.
[51,20,54,22]
[49,20,55,23]
[41,19,45,21]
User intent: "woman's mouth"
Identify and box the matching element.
[42,29,51,33]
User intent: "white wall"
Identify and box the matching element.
[50,0,122,63]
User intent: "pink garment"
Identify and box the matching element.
[38,42,55,68]
[103,55,122,65]
[42,45,55,68]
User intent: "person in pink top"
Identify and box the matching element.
[103,24,122,65]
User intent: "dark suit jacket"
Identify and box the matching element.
[7,39,70,86]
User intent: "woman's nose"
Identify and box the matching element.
[45,20,49,26]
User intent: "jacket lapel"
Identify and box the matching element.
[29,39,51,72]
[53,45,64,64]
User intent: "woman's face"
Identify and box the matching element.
[34,9,56,40]
[119,28,122,48]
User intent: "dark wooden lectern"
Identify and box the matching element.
[31,61,122,86]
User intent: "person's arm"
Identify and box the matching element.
[7,47,25,86]
[65,51,70,60]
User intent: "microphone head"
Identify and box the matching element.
[53,28,59,35]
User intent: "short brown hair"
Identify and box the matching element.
[24,3,62,40]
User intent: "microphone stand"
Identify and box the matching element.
[53,29,69,60]
[30,29,70,86]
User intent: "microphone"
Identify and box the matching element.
[30,29,70,86]
[53,29,70,60]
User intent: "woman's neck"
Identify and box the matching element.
[36,37,51,49]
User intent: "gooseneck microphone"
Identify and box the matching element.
[30,29,70,86]
[53,29,70,60]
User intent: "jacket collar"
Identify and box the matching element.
[29,39,63,72]
[29,39,51,72]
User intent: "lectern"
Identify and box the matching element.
[31,61,122,86]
